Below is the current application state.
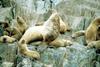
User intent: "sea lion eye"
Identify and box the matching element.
[98,26,100,29]
[97,25,100,31]
[3,37,7,43]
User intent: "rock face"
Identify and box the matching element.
[0,43,17,67]
[16,42,96,67]
[18,43,96,67]
[0,0,100,67]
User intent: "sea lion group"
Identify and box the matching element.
[0,11,100,59]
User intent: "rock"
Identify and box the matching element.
[16,42,96,67]
[0,0,14,7]
[0,7,12,22]
[15,0,40,25]
[1,62,13,67]
[0,43,17,63]
[95,54,100,67]
[17,58,32,67]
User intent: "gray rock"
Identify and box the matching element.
[0,43,17,62]
[1,62,13,67]
[0,7,12,22]
[95,54,100,67]
[16,42,96,67]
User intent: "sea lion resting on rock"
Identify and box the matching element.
[72,17,100,49]
[59,16,71,34]
[18,12,60,59]
[35,15,71,34]
[0,16,27,43]
[49,37,72,47]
